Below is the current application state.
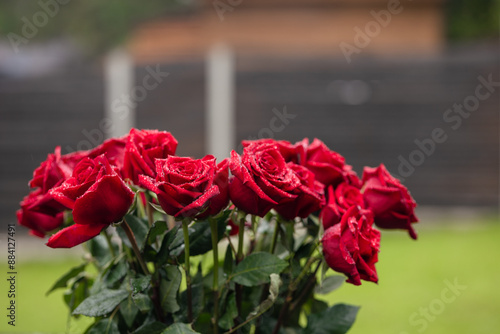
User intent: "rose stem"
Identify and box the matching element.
[289,260,322,312]
[121,219,150,276]
[146,200,154,227]
[182,218,193,323]
[272,257,321,334]
[103,229,116,258]
[209,218,220,334]
[137,192,147,220]
[236,213,246,262]
[269,217,281,254]
[235,212,247,324]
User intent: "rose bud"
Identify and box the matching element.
[322,206,380,286]
[47,155,135,248]
[321,183,365,229]
[123,128,178,183]
[139,155,221,219]
[228,141,301,217]
[362,164,419,239]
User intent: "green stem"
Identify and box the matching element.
[235,212,246,325]
[236,214,245,262]
[137,192,147,220]
[289,260,322,312]
[146,201,154,227]
[270,218,281,254]
[210,218,220,334]
[272,257,321,334]
[121,219,150,275]
[103,229,116,258]
[182,219,193,323]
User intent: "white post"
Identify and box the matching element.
[206,44,235,161]
[104,48,134,138]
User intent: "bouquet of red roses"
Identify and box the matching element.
[18,128,418,334]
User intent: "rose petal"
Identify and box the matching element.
[72,175,134,226]
[47,223,108,248]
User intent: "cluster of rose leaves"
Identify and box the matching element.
[18,128,418,286]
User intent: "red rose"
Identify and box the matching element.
[342,164,362,188]
[228,142,301,217]
[362,164,419,239]
[17,189,65,238]
[123,128,178,183]
[274,163,325,220]
[321,183,365,229]
[322,206,380,286]
[47,155,135,248]
[88,137,127,171]
[242,138,307,164]
[303,139,360,188]
[29,147,77,192]
[139,155,220,218]
[197,158,230,219]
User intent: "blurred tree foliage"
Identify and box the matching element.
[446,0,499,40]
[0,0,193,54]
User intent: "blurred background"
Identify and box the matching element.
[0,0,499,333]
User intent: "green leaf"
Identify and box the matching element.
[188,220,226,256]
[246,274,281,319]
[119,297,139,328]
[160,265,182,313]
[104,261,128,287]
[156,225,180,265]
[218,293,238,330]
[172,218,228,259]
[230,252,288,287]
[314,275,345,295]
[130,275,151,294]
[203,267,225,290]
[64,276,90,313]
[117,214,149,250]
[194,313,212,333]
[86,318,120,334]
[133,321,167,334]
[46,263,86,295]
[132,292,152,312]
[73,288,129,317]
[161,323,200,334]
[149,202,167,214]
[223,244,234,277]
[306,215,320,238]
[303,303,360,334]
[147,220,168,244]
[87,235,113,268]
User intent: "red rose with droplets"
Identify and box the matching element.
[322,206,380,286]
[321,183,365,229]
[139,155,221,218]
[362,164,419,239]
[228,141,302,217]
[123,128,178,183]
[47,155,135,248]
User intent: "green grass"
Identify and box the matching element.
[322,221,500,334]
[1,222,499,334]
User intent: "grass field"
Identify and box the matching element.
[1,221,499,334]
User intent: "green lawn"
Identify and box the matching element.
[1,221,499,334]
